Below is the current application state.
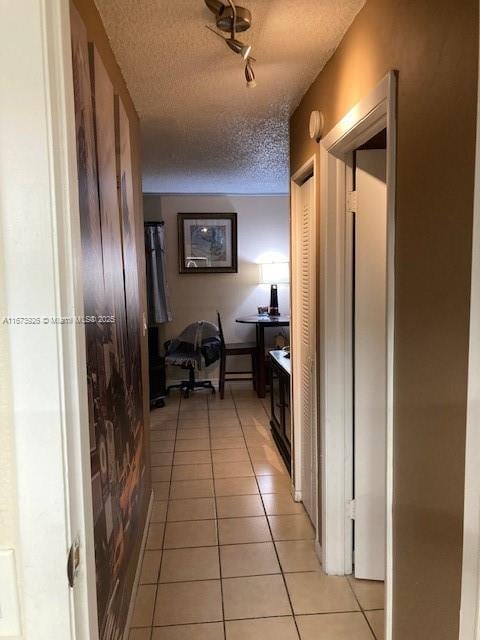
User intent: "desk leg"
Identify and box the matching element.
[256,324,266,398]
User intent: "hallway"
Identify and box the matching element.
[129,385,384,639]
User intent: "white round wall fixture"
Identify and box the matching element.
[309,110,325,141]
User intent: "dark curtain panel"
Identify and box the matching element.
[145,222,172,324]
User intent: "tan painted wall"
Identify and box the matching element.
[290,1,478,638]
[144,194,290,379]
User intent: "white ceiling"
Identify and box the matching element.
[95,0,364,194]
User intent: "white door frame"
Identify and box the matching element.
[459,9,480,637]
[290,156,319,546]
[0,1,97,639]
[319,72,396,640]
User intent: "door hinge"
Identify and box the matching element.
[67,537,80,588]
[346,499,356,520]
[346,190,357,214]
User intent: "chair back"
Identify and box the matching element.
[174,321,203,350]
[200,320,219,342]
[216,311,226,350]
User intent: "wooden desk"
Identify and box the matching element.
[235,315,290,398]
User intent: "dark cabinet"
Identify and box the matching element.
[269,350,292,473]
[148,326,166,408]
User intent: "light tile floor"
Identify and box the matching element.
[130,384,385,640]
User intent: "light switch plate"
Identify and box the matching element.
[0,549,21,636]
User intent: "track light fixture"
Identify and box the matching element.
[207,26,251,60]
[245,57,256,88]
[205,0,225,13]
[205,0,252,33]
[225,37,252,60]
[205,0,257,87]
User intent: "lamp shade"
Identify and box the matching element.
[259,261,289,284]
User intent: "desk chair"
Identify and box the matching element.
[217,311,257,399]
[165,321,219,398]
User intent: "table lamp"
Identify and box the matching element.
[259,261,289,316]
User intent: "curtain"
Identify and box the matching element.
[145,222,172,324]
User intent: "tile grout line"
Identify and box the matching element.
[147,394,181,637]
[231,390,303,640]
[144,569,324,586]
[147,609,368,629]
[345,578,379,640]
[208,388,230,640]
[140,539,318,551]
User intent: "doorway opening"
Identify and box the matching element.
[350,136,387,583]
[319,73,396,640]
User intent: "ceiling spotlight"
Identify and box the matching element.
[245,58,256,88]
[226,37,251,60]
[205,0,224,13]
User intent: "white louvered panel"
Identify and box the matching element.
[301,359,313,518]
[295,176,317,525]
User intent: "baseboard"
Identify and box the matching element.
[315,538,323,565]
[292,485,302,502]
[291,486,321,565]
[123,490,153,640]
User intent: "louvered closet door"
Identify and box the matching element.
[297,176,317,525]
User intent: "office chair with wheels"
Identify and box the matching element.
[165,321,220,398]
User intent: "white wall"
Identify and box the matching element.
[144,194,290,378]
[0,262,22,640]
[0,260,20,582]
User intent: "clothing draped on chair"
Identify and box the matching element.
[165,321,220,370]
[165,321,220,397]
[145,222,172,324]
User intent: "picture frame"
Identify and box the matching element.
[177,212,238,274]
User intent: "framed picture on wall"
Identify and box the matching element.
[177,212,238,273]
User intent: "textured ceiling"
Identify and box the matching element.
[95,0,364,194]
